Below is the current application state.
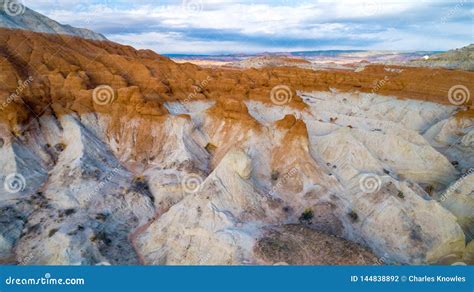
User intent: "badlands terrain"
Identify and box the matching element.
[0,27,473,266]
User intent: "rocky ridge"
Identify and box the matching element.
[410,44,474,72]
[0,0,106,41]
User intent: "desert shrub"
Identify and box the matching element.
[54,142,66,152]
[64,208,76,216]
[48,228,59,237]
[299,208,314,223]
[205,143,217,155]
[130,176,155,203]
[348,210,358,222]
[271,170,280,181]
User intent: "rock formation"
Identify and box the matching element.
[410,44,474,71]
[0,28,473,265]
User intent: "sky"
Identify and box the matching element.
[27,0,473,54]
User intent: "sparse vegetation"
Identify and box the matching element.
[96,213,108,222]
[91,231,112,245]
[348,210,358,222]
[54,142,66,152]
[48,228,59,237]
[130,176,155,203]
[64,208,76,216]
[205,143,217,155]
[271,170,280,181]
[425,185,434,195]
[299,208,314,223]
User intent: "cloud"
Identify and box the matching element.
[26,0,474,54]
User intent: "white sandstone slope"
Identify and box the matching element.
[6,115,155,265]
[135,149,280,265]
[1,90,473,265]
[438,171,474,240]
[424,116,474,171]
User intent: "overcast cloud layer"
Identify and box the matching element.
[27,0,473,54]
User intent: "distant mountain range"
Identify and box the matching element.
[0,0,106,41]
[165,50,443,64]
[168,47,473,72]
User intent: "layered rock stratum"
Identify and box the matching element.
[0,28,473,265]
